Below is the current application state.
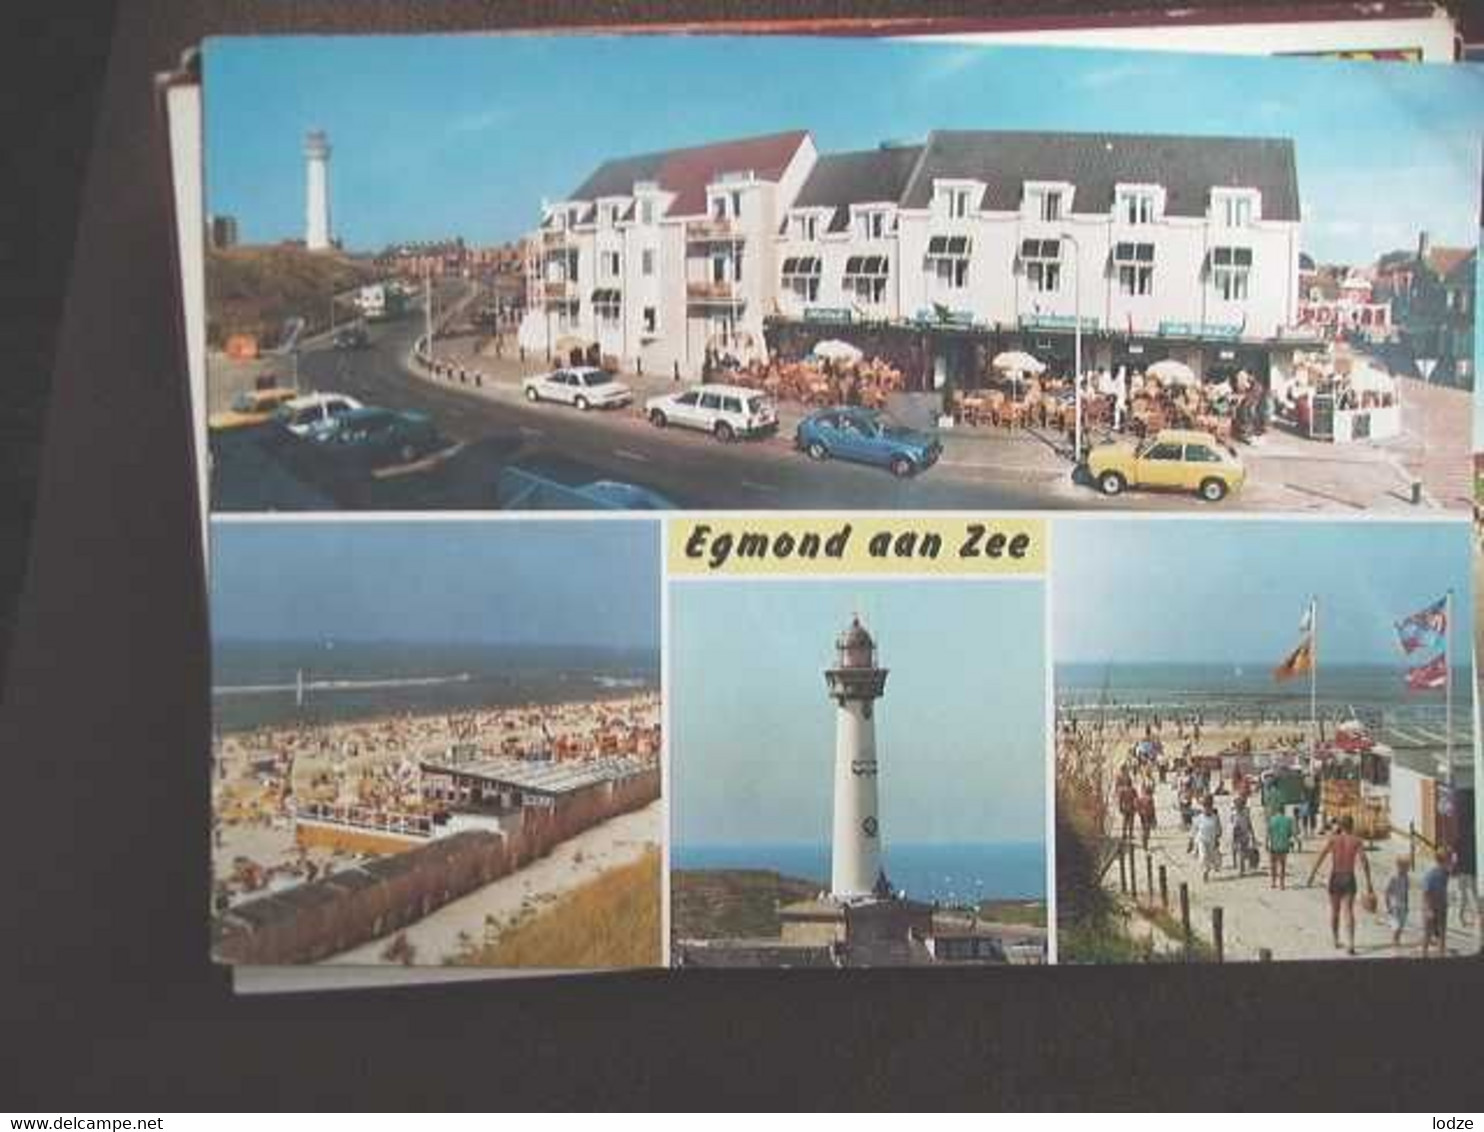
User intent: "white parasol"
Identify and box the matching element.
[1146,358,1198,386]
[992,350,1046,376]
[811,339,864,364]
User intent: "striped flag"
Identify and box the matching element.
[1273,636,1314,682]
[1395,596,1447,655]
[1405,652,1448,691]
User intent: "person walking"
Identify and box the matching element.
[1116,774,1138,845]
[1384,856,1411,949]
[1192,796,1223,883]
[1266,804,1294,890]
[1306,815,1374,956]
[1136,784,1157,851]
[1422,849,1451,958]
[1231,799,1256,876]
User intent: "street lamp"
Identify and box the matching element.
[1061,230,1084,462]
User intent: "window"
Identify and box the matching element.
[601,251,621,279]
[1186,445,1221,463]
[641,249,655,277]
[1114,241,1155,296]
[592,289,621,324]
[781,256,822,303]
[859,210,889,240]
[1212,246,1253,301]
[605,204,621,227]
[642,306,657,334]
[843,255,889,305]
[1021,238,1061,293]
[1215,193,1255,228]
[711,250,741,284]
[1027,188,1063,222]
[675,391,699,406]
[640,199,654,225]
[925,236,971,291]
[1143,442,1183,461]
[731,191,742,218]
[1117,190,1156,226]
[711,196,726,219]
[699,392,723,411]
[793,213,819,241]
[722,396,743,413]
[941,187,972,219]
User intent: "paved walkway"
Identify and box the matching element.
[1109,778,1478,962]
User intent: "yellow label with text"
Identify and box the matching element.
[668,517,1045,576]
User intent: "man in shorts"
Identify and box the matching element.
[1267,805,1295,890]
[1306,815,1373,956]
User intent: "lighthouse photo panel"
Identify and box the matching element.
[667,575,1049,967]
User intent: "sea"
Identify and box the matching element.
[212,640,658,733]
[672,841,1046,903]
[1057,662,1473,775]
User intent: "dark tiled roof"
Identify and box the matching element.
[900,130,1299,221]
[569,130,810,217]
[791,145,925,233]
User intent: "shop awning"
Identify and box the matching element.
[843,255,889,278]
[590,288,621,303]
[1020,238,1061,261]
[781,256,821,276]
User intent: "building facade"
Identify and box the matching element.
[519,128,1305,386]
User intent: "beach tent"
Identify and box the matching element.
[811,339,864,364]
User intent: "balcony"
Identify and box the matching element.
[687,216,744,243]
[543,279,577,302]
[541,227,573,247]
[686,279,744,306]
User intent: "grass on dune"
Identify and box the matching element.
[455,846,662,969]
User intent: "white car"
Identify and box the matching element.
[522,366,633,410]
[645,383,779,441]
[275,392,364,438]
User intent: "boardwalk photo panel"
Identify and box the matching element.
[1053,517,1477,962]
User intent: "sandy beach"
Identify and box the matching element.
[212,691,660,906]
[323,797,662,966]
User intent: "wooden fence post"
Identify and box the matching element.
[1179,882,1191,957]
[1212,906,1225,963]
[1129,841,1139,900]
[1118,842,1128,893]
[1158,864,1168,910]
[1146,853,1155,903]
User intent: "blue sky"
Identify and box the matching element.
[203,36,1483,264]
[1053,518,1472,665]
[209,519,659,649]
[669,579,1046,847]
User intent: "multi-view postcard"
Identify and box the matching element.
[173,32,1483,979]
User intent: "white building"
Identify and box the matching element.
[519,131,817,376]
[520,128,1304,386]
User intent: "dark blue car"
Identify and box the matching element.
[795,407,942,477]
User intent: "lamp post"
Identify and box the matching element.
[1062,230,1084,461]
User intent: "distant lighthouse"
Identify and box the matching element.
[304,129,332,251]
[824,615,891,902]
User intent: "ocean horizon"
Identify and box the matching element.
[212,639,658,732]
[672,841,1046,903]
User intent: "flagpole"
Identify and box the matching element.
[1310,596,1319,754]
[1445,588,1453,789]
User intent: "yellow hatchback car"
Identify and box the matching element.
[1086,428,1246,503]
[208,387,299,432]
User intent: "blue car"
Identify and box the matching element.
[795,407,942,477]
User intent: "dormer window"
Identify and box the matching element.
[639,198,655,225]
[1025,187,1065,222]
[1212,189,1260,229]
[1115,186,1161,226]
[793,213,820,241]
[947,188,972,220]
[856,208,891,240]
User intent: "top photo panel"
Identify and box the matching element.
[200,36,1483,514]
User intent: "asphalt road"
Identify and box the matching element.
[273,313,1089,511]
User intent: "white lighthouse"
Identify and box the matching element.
[304,129,332,251]
[825,615,891,903]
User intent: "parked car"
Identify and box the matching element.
[645,383,778,441]
[794,407,942,477]
[208,387,299,432]
[1085,428,1246,502]
[332,324,370,350]
[314,406,440,467]
[522,366,632,410]
[275,392,364,438]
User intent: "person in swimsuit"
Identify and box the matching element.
[1306,815,1373,955]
